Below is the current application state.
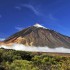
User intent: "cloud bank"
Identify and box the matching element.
[0,44,70,53]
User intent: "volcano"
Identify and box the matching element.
[2,23,70,48]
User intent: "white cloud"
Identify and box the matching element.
[0,38,5,41]
[21,4,40,16]
[15,26,23,31]
[0,43,70,53]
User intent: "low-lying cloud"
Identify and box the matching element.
[0,38,5,41]
[0,44,70,53]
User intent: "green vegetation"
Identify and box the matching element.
[0,48,70,70]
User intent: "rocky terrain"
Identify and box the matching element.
[2,23,70,48]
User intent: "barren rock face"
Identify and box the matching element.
[3,24,70,48]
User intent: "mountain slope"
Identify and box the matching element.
[4,24,70,48]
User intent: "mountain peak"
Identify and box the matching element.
[33,23,47,29]
[3,22,70,49]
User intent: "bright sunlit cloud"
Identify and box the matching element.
[0,44,70,53]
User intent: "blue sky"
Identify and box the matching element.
[0,0,70,39]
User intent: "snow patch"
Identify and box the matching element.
[34,23,47,29]
[0,44,70,53]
